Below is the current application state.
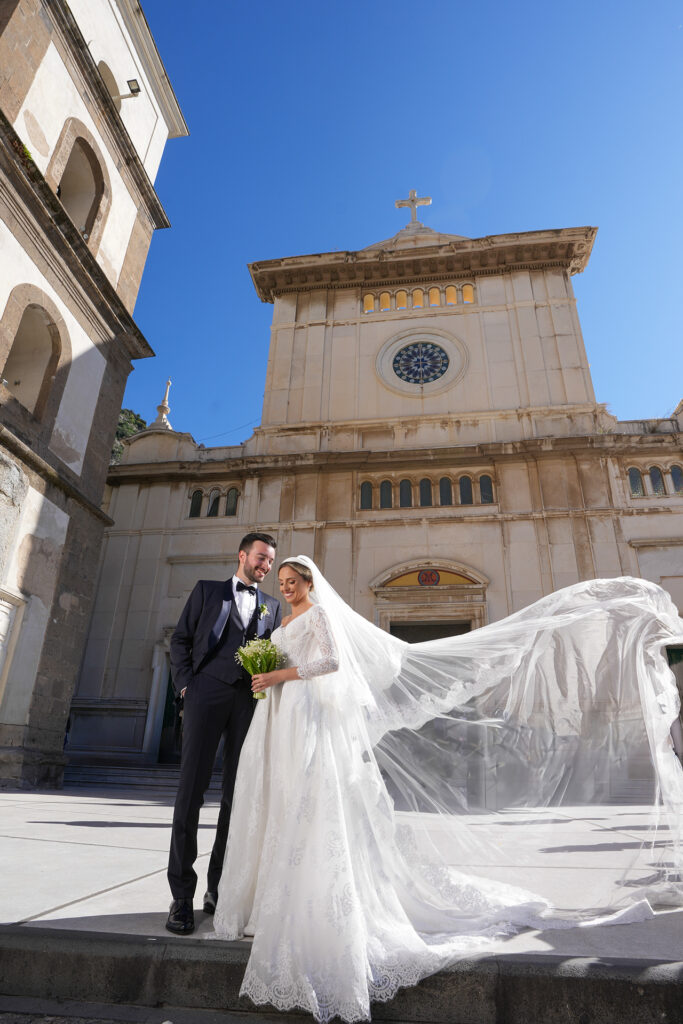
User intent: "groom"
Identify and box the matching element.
[166,531,281,935]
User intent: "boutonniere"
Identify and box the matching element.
[258,602,269,620]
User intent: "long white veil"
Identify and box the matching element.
[293,558,683,919]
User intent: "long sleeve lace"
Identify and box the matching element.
[297,605,339,679]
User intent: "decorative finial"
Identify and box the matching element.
[395,189,432,224]
[150,377,173,430]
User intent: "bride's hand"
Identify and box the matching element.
[251,670,283,694]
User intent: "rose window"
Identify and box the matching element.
[392,342,449,385]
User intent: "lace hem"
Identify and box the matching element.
[239,941,496,1023]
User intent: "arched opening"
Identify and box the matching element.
[428,287,441,307]
[97,61,121,112]
[479,474,494,504]
[671,465,683,494]
[370,559,490,638]
[439,477,453,505]
[58,138,104,240]
[412,288,424,309]
[360,481,373,509]
[188,490,203,518]
[2,304,59,417]
[399,479,412,508]
[207,489,220,517]
[395,290,408,310]
[379,291,391,312]
[363,293,375,314]
[462,284,475,304]
[649,466,666,495]
[419,478,432,507]
[459,476,473,505]
[379,480,393,508]
[445,285,458,306]
[628,468,644,497]
[225,487,239,516]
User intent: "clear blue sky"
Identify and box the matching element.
[127,0,683,444]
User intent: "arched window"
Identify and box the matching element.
[462,284,475,304]
[98,61,121,112]
[412,288,424,309]
[379,480,392,508]
[1,304,60,417]
[445,285,458,306]
[419,478,432,506]
[628,468,644,497]
[480,474,494,504]
[360,481,373,509]
[225,487,239,516]
[439,477,453,505]
[363,293,375,314]
[379,291,391,312]
[58,137,105,241]
[207,489,220,517]
[428,287,441,307]
[459,476,473,505]
[396,290,408,310]
[399,479,412,507]
[649,466,666,495]
[189,490,202,518]
[671,465,683,494]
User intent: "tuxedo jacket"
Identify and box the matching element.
[170,578,282,696]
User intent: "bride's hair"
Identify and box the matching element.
[278,559,314,590]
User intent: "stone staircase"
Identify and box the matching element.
[63,762,222,793]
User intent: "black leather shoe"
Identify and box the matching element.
[165,898,194,934]
[203,890,218,914]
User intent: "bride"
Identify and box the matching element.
[213,557,683,1022]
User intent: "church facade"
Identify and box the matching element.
[0,0,186,785]
[69,200,683,765]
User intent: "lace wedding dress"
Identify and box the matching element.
[214,566,683,1022]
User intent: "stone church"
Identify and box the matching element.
[0,0,186,785]
[68,193,683,767]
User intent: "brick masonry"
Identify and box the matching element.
[0,0,51,125]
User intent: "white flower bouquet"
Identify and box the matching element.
[235,638,284,699]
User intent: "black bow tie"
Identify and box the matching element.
[236,581,256,595]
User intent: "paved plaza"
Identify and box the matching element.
[1,785,683,956]
[0,785,682,1023]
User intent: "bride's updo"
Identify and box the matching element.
[278,558,314,590]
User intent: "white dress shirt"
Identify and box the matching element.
[233,574,257,628]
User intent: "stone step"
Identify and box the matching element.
[0,925,681,1024]
[63,763,222,793]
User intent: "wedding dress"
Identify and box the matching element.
[214,563,683,1022]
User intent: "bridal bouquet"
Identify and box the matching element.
[235,638,284,699]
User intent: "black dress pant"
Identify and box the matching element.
[168,670,255,899]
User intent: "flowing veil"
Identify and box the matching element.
[294,557,683,920]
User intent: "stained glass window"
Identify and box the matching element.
[392,342,449,385]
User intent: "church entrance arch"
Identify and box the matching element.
[370,559,488,641]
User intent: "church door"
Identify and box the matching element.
[389,621,470,643]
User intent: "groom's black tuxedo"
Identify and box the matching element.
[168,578,281,899]
[170,578,281,693]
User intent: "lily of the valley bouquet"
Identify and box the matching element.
[235,638,285,699]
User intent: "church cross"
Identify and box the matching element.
[395,189,432,223]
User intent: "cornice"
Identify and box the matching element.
[0,110,153,361]
[255,402,605,437]
[106,430,683,485]
[46,0,172,229]
[249,227,598,303]
[115,1,188,140]
[628,537,683,549]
